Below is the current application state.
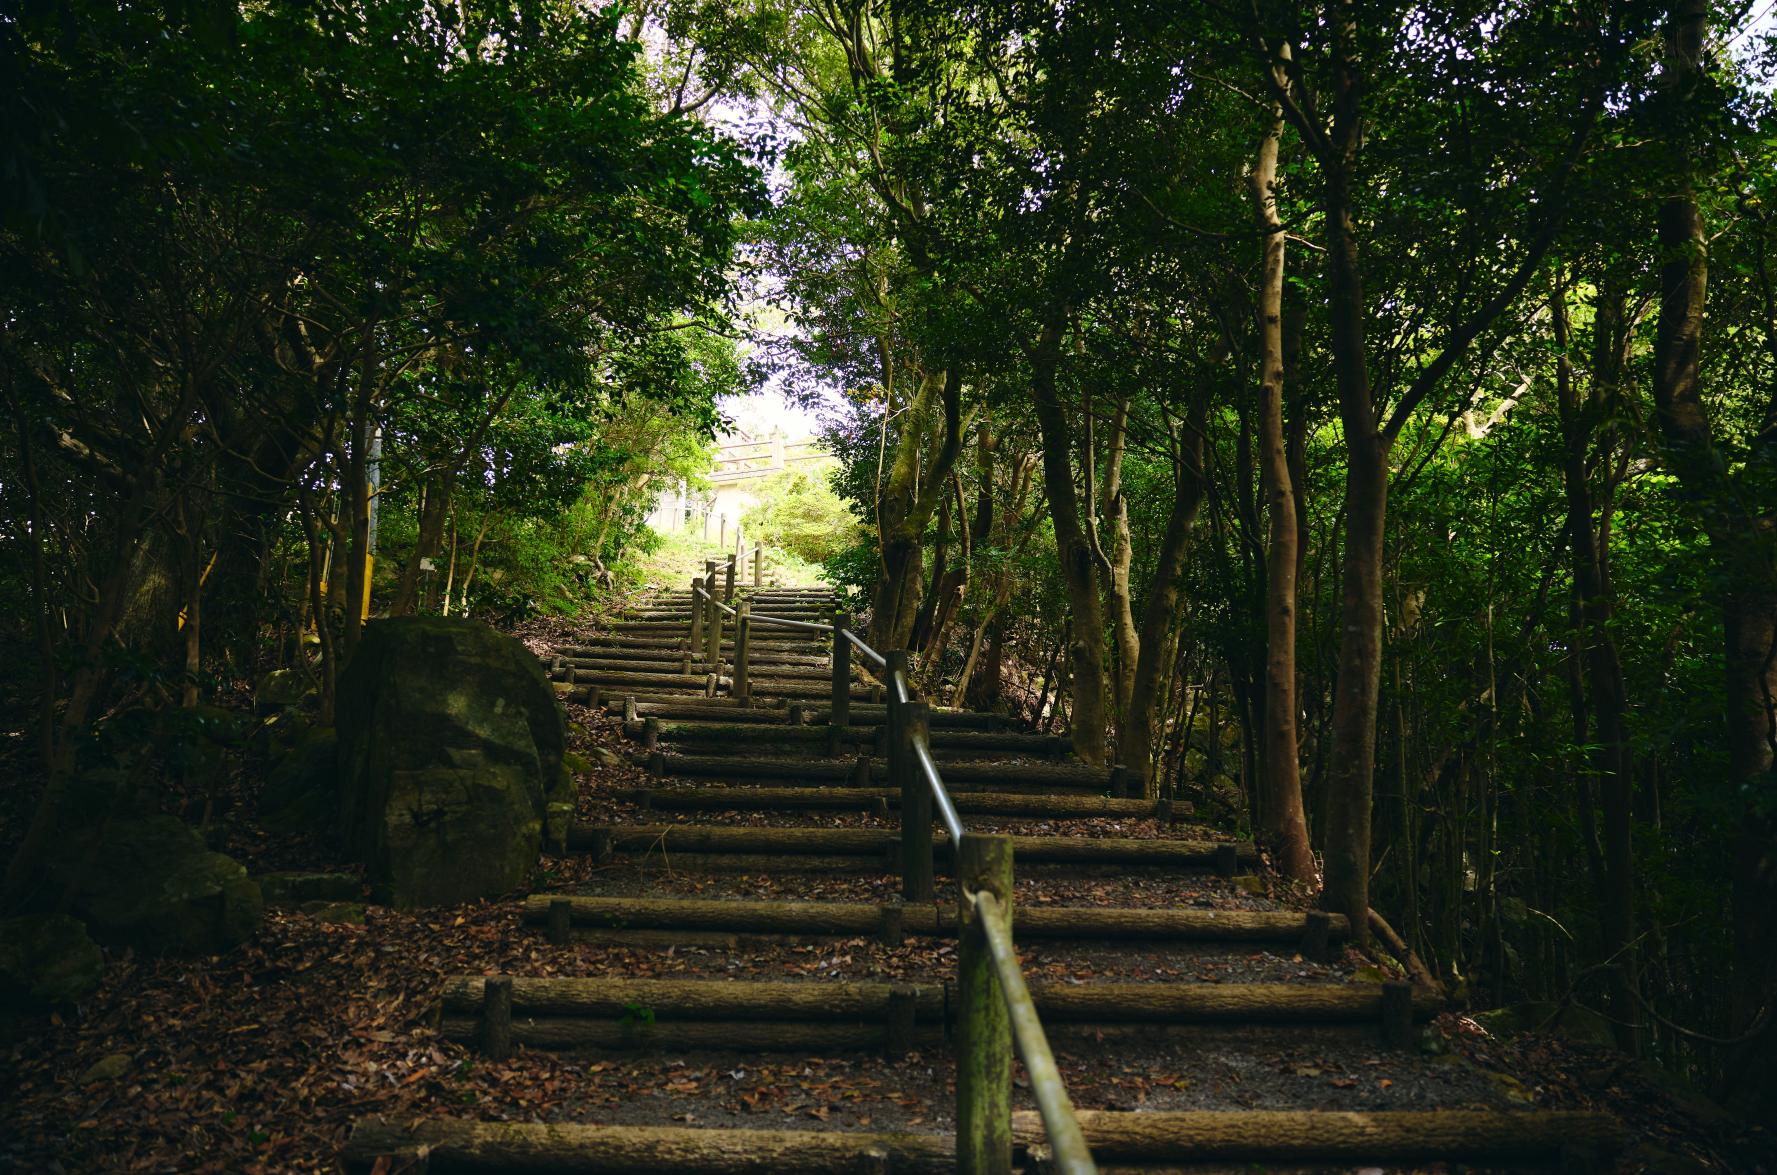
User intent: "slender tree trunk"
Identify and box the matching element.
[1318,110,1389,942]
[1553,279,1640,1051]
[1030,316,1109,764]
[870,368,965,652]
[1119,401,1210,791]
[1251,97,1316,883]
[1100,391,1138,725]
[392,473,451,616]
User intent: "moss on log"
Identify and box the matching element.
[1010,1109,1622,1163]
[344,1120,952,1173]
[520,895,1343,943]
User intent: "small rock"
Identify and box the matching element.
[80,1053,130,1084]
[1231,874,1266,895]
[298,901,366,925]
[258,871,359,906]
[589,746,626,770]
[561,750,593,776]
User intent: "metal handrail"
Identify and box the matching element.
[692,583,736,617]
[749,613,832,634]
[972,890,1097,1175]
[695,596,1094,1172]
[909,727,966,845]
[849,629,889,670]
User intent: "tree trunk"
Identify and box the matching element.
[1553,277,1639,1052]
[1653,0,1777,1108]
[1251,96,1316,883]
[869,368,965,652]
[1319,113,1388,942]
[1030,316,1109,764]
[391,472,451,616]
[1119,401,1209,791]
[1100,391,1139,725]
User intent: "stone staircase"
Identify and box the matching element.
[344,582,1621,1172]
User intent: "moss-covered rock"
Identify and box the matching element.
[0,914,104,1011]
[336,617,566,907]
[255,668,315,714]
[52,815,262,957]
[257,871,359,906]
[299,900,366,925]
[258,727,338,834]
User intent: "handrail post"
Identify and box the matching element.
[696,575,717,668]
[724,553,737,604]
[752,544,763,587]
[957,833,1014,1175]
[831,611,852,728]
[688,576,704,651]
[900,695,934,901]
[702,561,718,668]
[734,601,751,705]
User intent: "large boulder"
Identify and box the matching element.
[51,815,263,957]
[0,914,104,1013]
[336,617,568,907]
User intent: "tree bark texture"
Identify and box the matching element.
[1251,94,1316,883]
[1030,315,1109,765]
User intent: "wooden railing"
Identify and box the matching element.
[685,581,1099,1175]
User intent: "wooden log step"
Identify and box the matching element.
[745,678,880,699]
[631,785,1159,819]
[564,669,711,688]
[441,975,942,1019]
[344,1120,952,1173]
[642,723,1069,756]
[343,1112,1620,1173]
[441,976,1434,1028]
[438,1016,939,1052]
[607,700,1017,732]
[522,896,1325,942]
[802,704,1021,730]
[644,753,1106,790]
[562,657,839,679]
[578,824,1255,868]
[1010,1109,1623,1165]
[562,647,831,668]
[626,607,832,619]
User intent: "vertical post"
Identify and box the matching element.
[734,601,751,704]
[688,576,703,651]
[702,558,717,653]
[703,564,721,672]
[1380,980,1414,1049]
[885,983,917,1059]
[900,696,934,902]
[480,976,513,1061]
[752,544,763,587]
[957,834,1014,1175]
[719,514,726,550]
[547,899,571,946]
[831,611,852,728]
[724,553,737,604]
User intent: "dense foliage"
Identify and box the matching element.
[0,1,761,892]
[677,0,1777,1113]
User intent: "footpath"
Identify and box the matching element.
[346,551,1619,1172]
